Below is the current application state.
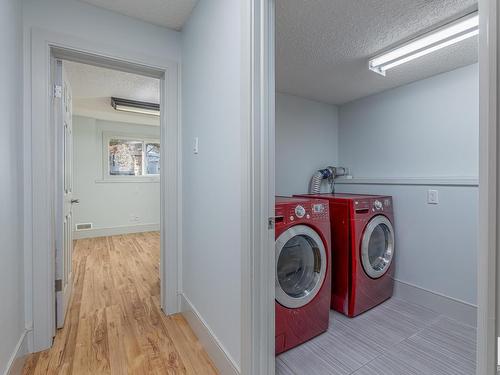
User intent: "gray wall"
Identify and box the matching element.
[22,0,181,62]
[338,64,479,179]
[72,116,160,234]
[275,64,479,306]
[334,183,478,305]
[337,64,479,305]
[276,93,339,196]
[0,0,25,372]
[181,0,242,367]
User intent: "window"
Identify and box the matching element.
[145,142,160,175]
[106,136,160,178]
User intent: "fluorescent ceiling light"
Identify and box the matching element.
[111,97,160,117]
[369,12,478,76]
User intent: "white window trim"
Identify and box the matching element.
[101,131,160,182]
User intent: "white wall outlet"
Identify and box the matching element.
[427,189,439,204]
[193,137,199,154]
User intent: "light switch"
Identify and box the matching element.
[193,137,199,154]
[427,189,439,204]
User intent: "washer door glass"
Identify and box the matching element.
[361,215,395,279]
[275,225,327,309]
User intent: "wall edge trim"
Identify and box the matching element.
[73,223,160,239]
[336,176,479,187]
[394,279,477,327]
[180,293,240,375]
[3,329,29,375]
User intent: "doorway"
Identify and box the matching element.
[270,1,490,373]
[27,31,180,354]
[52,59,163,331]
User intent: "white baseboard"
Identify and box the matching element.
[394,279,477,327]
[73,223,160,239]
[179,293,239,375]
[3,330,29,375]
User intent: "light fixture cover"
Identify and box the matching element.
[369,12,478,76]
[111,97,160,116]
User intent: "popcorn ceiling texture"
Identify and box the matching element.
[276,0,478,105]
[78,0,197,30]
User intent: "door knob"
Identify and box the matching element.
[71,199,80,204]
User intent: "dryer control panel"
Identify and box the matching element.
[353,196,393,216]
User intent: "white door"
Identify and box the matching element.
[55,60,75,328]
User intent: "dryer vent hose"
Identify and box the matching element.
[310,171,324,194]
[309,167,334,194]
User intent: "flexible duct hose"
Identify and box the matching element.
[309,166,349,194]
[309,167,335,194]
[310,171,324,194]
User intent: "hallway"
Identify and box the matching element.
[23,232,217,375]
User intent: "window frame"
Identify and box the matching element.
[101,132,160,182]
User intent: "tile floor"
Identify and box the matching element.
[276,298,476,375]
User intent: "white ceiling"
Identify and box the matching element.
[276,0,478,105]
[78,0,198,30]
[64,61,160,126]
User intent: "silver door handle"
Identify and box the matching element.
[71,199,80,204]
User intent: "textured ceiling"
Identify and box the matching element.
[65,61,160,126]
[276,0,478,105]
[78,0,198,30]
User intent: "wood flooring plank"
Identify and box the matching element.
[23,232,217,375]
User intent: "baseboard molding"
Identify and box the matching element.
[3,330,29,375]
[73,223,160,239]
[180,293,239,375]
[394,279,477,327]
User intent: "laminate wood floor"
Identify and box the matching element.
[23,232,218,375]
[277,298,476,375]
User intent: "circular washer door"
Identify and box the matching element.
[275,225,327,309]
[361,215,395,279]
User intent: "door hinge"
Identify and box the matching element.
[55,279,62,292]
[53,84,62,98]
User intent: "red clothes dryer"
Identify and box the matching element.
[275,197,332,354]
[295,194,395,317]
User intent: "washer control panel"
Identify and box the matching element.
[275,199,330,226]
[287,202,329,222]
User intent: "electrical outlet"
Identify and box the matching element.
[427,189,439,205]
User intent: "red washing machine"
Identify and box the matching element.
[295,194,395,317]
[275,197,332,354]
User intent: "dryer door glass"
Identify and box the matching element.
[361,215,395,279]
[275,225,327,309]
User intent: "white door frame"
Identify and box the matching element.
[241,0,276,374]
[250,1,499,374]
[477,0,498,373]
[25,28,181,352]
